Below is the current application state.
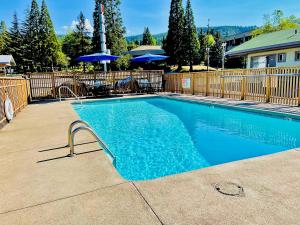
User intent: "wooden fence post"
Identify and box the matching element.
[241,77,246,100]
[191,74,195,95]
[51,73,56,98]
[73,74,78,95]
[298,78,300,106]
[221,77,225,98]
[266,76,271,103]
[205,73,209,96]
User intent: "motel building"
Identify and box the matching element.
[0,55,16,76]
[226,27,300,69]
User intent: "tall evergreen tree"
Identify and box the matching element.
[0,21,10,54]
[22,0,40,71]
[92,0,127,55]
[39,0,60,71]
[183,0,199,71]
[7,13,23,72]
[198,29,206,64]
[75,12,91,56]
[92,0,102,53]
[210,31,223,68]
[164,0,185,70]
[74,12,92,71]
[142,27,156,45]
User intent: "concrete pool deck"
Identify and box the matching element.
[0,96,300,225]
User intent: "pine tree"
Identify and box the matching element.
[105,0,127,55]
[74,12,92,71]
[22,0,40,71]
[92,0,127,55]
[183,0,199,71]
[142,27,156,45]
[7,13,24,72]
[0,21,10,54]
[75,12,91,56]
[92,0,102,53]
[198,29,206,64]
[39,0,60,71]
[164,0,185,70]
[210,31,223,68]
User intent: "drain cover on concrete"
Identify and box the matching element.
[214,182,245,197]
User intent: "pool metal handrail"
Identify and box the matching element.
[59,86,82,103]
[67,120,91,147]
[69,125,116,166]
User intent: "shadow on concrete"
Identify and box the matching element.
[38,141,98,153]
[37,149,102,163]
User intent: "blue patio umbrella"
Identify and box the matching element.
[131,54,169,63]
[76,53,120,62]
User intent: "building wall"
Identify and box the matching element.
[247,47,300,68]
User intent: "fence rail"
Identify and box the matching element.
[163,67,300,106]
[0,77,29,128]
[28,70,164,99]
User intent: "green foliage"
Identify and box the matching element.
[92,0,102,53]
[198,29,206,64]
[142,27,157,45]
[206,34,215,47]
[39,0,61,70]
[115,54,132,70]
[252,10,300,36]
[61,12,92,69]
[210,32,223,68]
[164,0,185,69]
[22,0,40,71]
[74,12,92,56]
[93,0,127,55]
[0,21,10,54]
[7,13,23,71]
[61,32,78,66]
[183,0,199,71]
[127,41,138,51]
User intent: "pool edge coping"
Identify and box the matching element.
[161,95,300,121]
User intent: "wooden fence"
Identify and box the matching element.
[163,67,300,106]
[0,77,29,128]
[28,70,164,99]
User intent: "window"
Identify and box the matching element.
[277,53,286,63]
[295,51,300,61]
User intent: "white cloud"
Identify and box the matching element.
[62,19,93,33]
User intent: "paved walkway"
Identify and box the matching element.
[0,98,299,225]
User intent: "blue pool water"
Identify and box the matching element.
[73,97,300,181]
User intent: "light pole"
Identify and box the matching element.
[206,47,210,71]
[222,42,227,70]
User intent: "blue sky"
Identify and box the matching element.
[0,0,300,35]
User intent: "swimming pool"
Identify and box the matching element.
[73,97,300,181]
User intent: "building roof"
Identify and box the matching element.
[226,28,300,57]
[126,45,165,57]
[0,55,16,67]
[224,30,254,42]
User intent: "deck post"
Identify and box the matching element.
[241,77,246,100]
[73,74,78,96]
[266,76,271,103]
[298,78,300,106]
[191,74,195,95]
[51,73,56,98]
[205,73,209,96]
[221,76,225,98]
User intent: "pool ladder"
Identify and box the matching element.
[59,86,83,104]
[67,120,116,166]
